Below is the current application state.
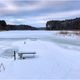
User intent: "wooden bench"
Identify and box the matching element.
[18,52,36,59]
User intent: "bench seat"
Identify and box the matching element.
[18,52,36,59]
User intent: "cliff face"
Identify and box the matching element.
[0,20,38,30]
[46,18,80,30]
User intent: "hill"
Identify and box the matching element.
[46,18,80,30]
[0,20,38,30]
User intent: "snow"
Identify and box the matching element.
[0,31,80,79]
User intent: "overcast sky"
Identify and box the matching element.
[0,0,80,27]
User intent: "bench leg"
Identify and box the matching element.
[19,54,23,59]
[14,51,16,60]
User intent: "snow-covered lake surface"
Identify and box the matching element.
[0,31,80,79]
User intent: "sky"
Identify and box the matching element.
[0,0,80,27]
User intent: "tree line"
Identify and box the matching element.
[0,20,38,30]
[46,18,80,30]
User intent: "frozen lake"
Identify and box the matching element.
[0,31,80,79]
[0,30,80,47]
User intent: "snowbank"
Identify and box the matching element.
[0,45,18,58]
[0,31,80,79]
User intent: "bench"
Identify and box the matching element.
[18,52,36,59]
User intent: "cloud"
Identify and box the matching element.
[0,0,72,15]
[0,0,80,27]
[0,0,18,15]
[5,9,80,27]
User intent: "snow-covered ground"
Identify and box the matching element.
[0,31,80,79]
